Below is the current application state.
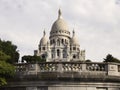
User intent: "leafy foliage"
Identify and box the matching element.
[0,39,19,64]
[0,61,15,77]
[0,51,15,86]
[0,78,7,86]
[22,55,46,63]
[0,39,18,86]
[0,51,11,62]
[104,54,120,63]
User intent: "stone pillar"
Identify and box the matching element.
[57,63,63,72]
[107,63,119,76]
[46,50,51,62]
[55,50,57,60]
[60,49,62,59]
[81,50,85,61]
[81,63,87,71]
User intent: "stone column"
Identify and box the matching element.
[55,49,57,60]
[60,49,62,59]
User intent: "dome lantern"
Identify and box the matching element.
[58,8,62,19]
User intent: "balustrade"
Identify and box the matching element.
[62,63,82,72]
[39,63,58,72]
[15,62,106,72]
[86,63,106,71]
[15,62,120,76]
[15,64,28,72]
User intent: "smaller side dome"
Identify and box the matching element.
[71,30,80,45]
[40,30,48,46]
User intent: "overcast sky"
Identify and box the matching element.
[0,0,120,62]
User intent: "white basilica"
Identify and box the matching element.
[34,9,85,62]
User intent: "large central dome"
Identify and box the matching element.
[50,9,70,38]
[51,18,68,31]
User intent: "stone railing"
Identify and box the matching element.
[15,62,120,77]
[86,63,106,71]
[38,62,106,72]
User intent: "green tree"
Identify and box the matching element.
[0,51,10,62]
[103,54,120,63]
[0,39,19,64]
[85,59,92,62]
[0,51,15,86]
[22,55,45,63]
[0,39,19,86]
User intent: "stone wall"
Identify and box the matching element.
[1,82,120,90]
[1,62,120,90]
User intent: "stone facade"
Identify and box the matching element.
[34,9,85,62]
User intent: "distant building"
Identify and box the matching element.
[34,9,85,62]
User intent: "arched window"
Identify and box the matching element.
[39,47,41,51]
[62,39,64,44]
[73,55,76,59]
[52,54,54,58]
[43,47,45,50]
[50,40,52,44]
[73,47,76,50]
[42,54,46,59]
[53,39,55,44]
[57,49,60,57]
[62,50,65,58]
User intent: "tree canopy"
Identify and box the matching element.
[85,59,92,62]
[0,51,15,86]
[0,39,19,64]
[103,54,120,63]
[0,39,19,86]
[22,55,46,63]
